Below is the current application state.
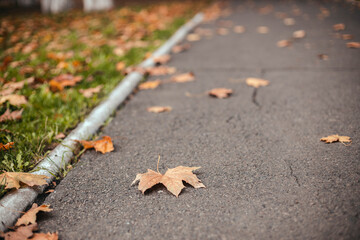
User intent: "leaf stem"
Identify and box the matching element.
[157,155,160,173]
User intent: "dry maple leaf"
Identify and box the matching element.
[76,136,114,154]
[153,55,171,65]
[186,33,201,42]
[333,23,345,31]
[0,94,27,106]
[15,204,52,227]
[171,72,195,83]
[246,78,270,88]
[132,157,205,197]
[32,232,59,240]
[138,80,161,90]
[146,66,176,76]
[346,42,360,49]
[0,142,14,151]
[171,43,191,54]
[0,223,38,240]
[293,30,306,39]
[277,39,292,48]
[0,109,23,122]
[147,106,172,113]
[0,172,48,189]
[49,74,83,92]
[321,134,352,144]
[257,26,269,34]
[208,88,233,99]
[79,85,103,98]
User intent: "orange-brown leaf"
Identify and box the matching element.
[79,85,103,98]
[321,134,351,144]
[208,88,233,99]
[0,109,23,122]
[138,80,161,90]
[246,78,270,88]
[49,74,83,92]
[293,30,306,39]
[116,61,126,71]
[146,66,176,76]
[171,43,191,54]
[171,72,195,83]
[15,204,52,227]
[76,136,114,154]
[0,172,48,189]
[0,142,14,151]
[0,223,38,240]
[0,94,27,106]
[277,39,292,48]
[233,25,245,33]
[346,42,360,49]
[153,55,171,65]
[333,23,345,31]
[186,33,201,42]
[257,26,269,34]
[31,232,59,240]
[132,166,205,197]
[147,106,172,113]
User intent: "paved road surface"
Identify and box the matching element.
[38,1,360,239]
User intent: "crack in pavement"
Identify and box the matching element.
[289,165,301,187]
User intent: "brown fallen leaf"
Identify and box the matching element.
[208,88,233,99]
[318,54,329,60]
[233,25,245,33]
[146,66,176,76]
[342,34,353,40]
[76,136,114,154]
[171,43,191,53]
[321,134,351,144]
[45,189,54,194]
[0,142,14,151]
[0,77,34,96]
[15,204,52,227]
[138,80,161,90]
[333,23,345,31]
[246,78,270,88]
[171,72,195,83]
[0,172,48,189]
[0,109,23,122]
[293,30,306,39]
[346,42,360,49]
[131,157,205,197]
[0,223,38,240]
[79,85,103,98]
[153,55,171,65]
[49,74,83,92]
[283,18,295,26]
[186,33,201,42]
[116,61,126,71]
[257,26,269,34]
[0,94,27,106]
[32,232,59,240]
[216,28,229,35]
[113,47,125,56]
[54,132,66,139]
[147,106,172,113]
[277,39,292,48]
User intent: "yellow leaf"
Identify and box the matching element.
[321,134,351,144]
[76,136,114,154]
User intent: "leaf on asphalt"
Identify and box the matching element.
[283,18,295,26]
[256,26,269,34]
[76,136,114,154]
[0,142,14,151]
[147,106,172,113]
[0,94,28,106]
[233,25,245,33]
[318,54,329,60]
[293,30,306,39]
[346,42,360,49]
[49,74,83,92]
[138,80,161,90]
[15,204,52,227]
[153,55,171,65]
[0,109,23,122]
[54,132,66,139]
[171,72,195,83]
[186,33,201,42]
[246,78,270,88]
[0,172,48,189]
[79,85,103,98]
[216,28,229,36]
[172,43,191,53]
[333,23,345,31]
[32,232,59,240]
[0,223,38,240]
[132,164,205,197]
[277,39,292,48]
[116,61,126,71]
[208,88,233,99]
[342,34,353,40]
[146,66,176,76]
[321,134,351,144]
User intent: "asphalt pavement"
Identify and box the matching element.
[37,1,360,239]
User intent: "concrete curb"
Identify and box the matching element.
[0,12,203,232]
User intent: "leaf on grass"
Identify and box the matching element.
[171,72,195,83]
[171,43,191,53]
[15,204,52,227]
[132,165,205,197]
[147,106,172,113]
[321,134,351,144]
[49,74,83,92]
[0,94,27,106]
[233,25,245,33]
[32,232,59,240]
[186,33,201,42]
[283,18,295,26]
[146,66,176,76]
[208,88,233,99]
[0,77,34,96]
[138,80,161,90]
[113,47,125,56]
[257,26,269,34]
[293,30,306,39]
[0,142,14,151]
[333,23,345,31]
[246,78,270,88]
[277,39,292,48]
[54,132,66,139]
[0,223,38,240]
[116,61,126,71]
[153,55,171,65]
[0,172,48,189]
[0,109,23,122]
[76,136,114,154]
[79,85,103,98]
[346,42,360,49]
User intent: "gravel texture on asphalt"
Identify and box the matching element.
[38,1,360,239]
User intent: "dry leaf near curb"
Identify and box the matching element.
[318,54,329,60]
[0,94,27,106]
[333,23,345,31]
[32,232,59,240]
[246,78,270,88]
[132,161,205,197]
[0,109,23,122]
[346,42,360,49]
[342,34,353,40]
[147,106,172,113]
[172,43,191,53]
[293,30,306,39]
[171,72,195,83]
[0,172,48,189]
[0,223,38,240]
[153,55,171,65]
[15,204,52,227]
[256,26,269,34]
[186,33,201,42]
[79,85,103,98]
[54,132,66,139]
[49,74,83,92]
[0,142,14,151]
[208,88,233,99]
[277,39,292,48]
[233,25,245,33]
[321,134,351,144]
[283,18,295,26]
[75,136,114,154]
[146,66,176,76]
[138,80,161,90]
